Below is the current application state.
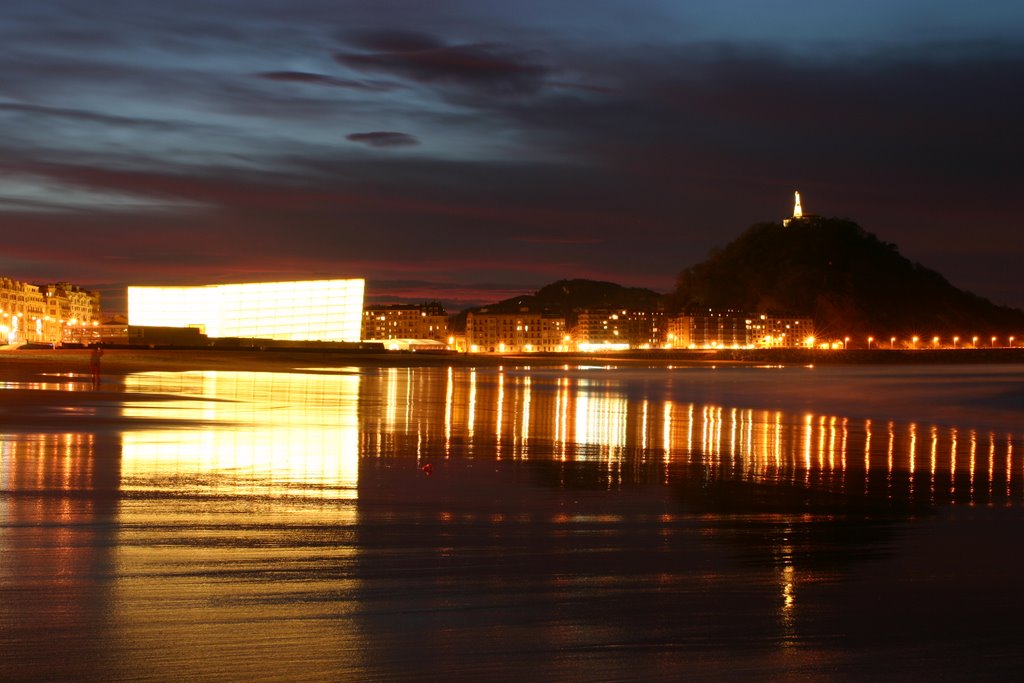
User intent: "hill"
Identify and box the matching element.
[450,279,663,332]
[671,217,1024,337]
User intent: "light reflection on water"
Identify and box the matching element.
[5,365,1019,506]
[354,365,1024,508]
[3,364,1024,680]
[119,371,360,499]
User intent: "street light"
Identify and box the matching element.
[992,336,998,347]
[843,336,850,349]
[953,336,959,349]
[932,336,940,347]
[867,336,874,349]
[911,335,919,349]
[890,336,896,349]
[972,335,979,347]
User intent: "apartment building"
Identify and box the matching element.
[667,311,814,348]
[1,276,101,345]
[466,312,569,353]
[362,302,449,342]
[574,308,665,349]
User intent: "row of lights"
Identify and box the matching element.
[847,335,1017,349]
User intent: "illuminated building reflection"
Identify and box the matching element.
[0,427,121,679]
[358,366,1024,508]
[121,370,360,499]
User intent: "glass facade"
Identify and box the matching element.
[127,279,365,342]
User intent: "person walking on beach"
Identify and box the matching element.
[90,345,103,388]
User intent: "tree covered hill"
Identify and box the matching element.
[671,218,1024,337]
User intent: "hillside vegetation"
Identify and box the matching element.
[671,218,1024,336]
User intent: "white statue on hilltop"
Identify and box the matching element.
[793,191,803,219]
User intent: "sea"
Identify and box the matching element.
[3,362,1024,681]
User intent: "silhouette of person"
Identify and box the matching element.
[90,345,103,388]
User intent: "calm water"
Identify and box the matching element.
[3,363,1024,681]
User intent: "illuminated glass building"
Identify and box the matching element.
[128,279,365,342]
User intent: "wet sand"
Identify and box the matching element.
[4,355,1024,680]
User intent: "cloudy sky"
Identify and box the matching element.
[2,0,1022,312]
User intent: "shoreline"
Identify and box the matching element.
[2,346,1024,380]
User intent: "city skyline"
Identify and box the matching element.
[2,1,1022,312]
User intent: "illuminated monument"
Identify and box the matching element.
[783,190,817,226]
[128,279,365,342]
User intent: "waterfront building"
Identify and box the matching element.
[128,279,364,342]
[43,282,103,344]
[1,276,101,345]
[666,311,814,349]
[362,302,449,343]
[668,312,749,348]
[574,308,665,350]
[746,314,815,348]
[466,312,569,353]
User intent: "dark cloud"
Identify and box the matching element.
[343,29,445,53]
[255,71,396,91]
[345,131,420,148]
[0,102,184,131]
[336,39,549,95]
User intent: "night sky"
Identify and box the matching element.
[2,1,1022,313]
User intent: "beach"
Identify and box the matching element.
[4,351,1024,680]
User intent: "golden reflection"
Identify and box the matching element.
[1007,440,1013,502]
[780,548,796,647]
[969,429,977,502]
[351,366,1022,507]
[662,401,672,457]
[496,371,504,459]
[989,433,995,500]
[951,428,958,499]
[641,400,649,452]
[803,414,813,478]
[686,403,694,461]
[121,371,360,500]
[574,389,628,460]
[864,418,872,497]
[0,433,101,492]
[887,422,895,497]
[840,417,848,473]
[467,369,477,441]
[520,376,531,454]
[444,366,453,458]
[817,415,827,471]
[557,377,570,461]
[828,416,837,473]
[908,423,917,499]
